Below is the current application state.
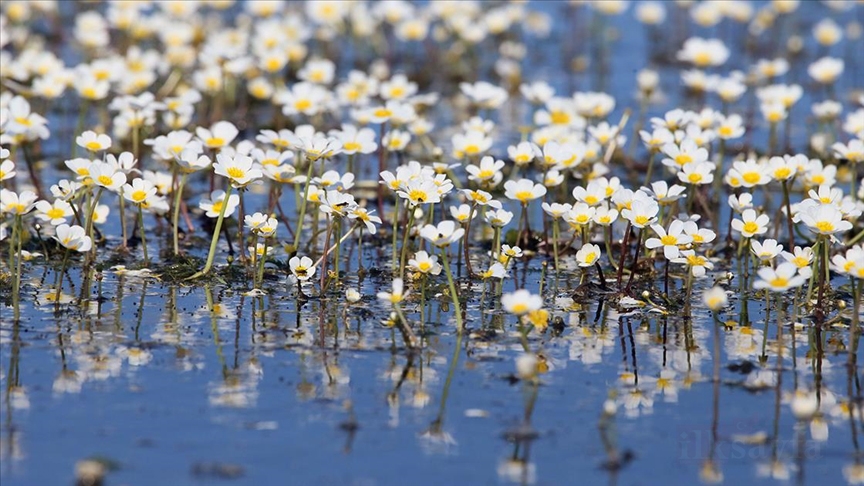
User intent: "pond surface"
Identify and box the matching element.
[1,1,863,485]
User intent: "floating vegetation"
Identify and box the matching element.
[0,1,863,485]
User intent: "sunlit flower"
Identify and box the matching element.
[75,130,111,152]
[34,199,73,225]
[377,278,407,305]
[53,224,92,252]
[731,209,770,238]
[213,153,263,187]
[420,220,465,247]
[501,289,543,315]
[754,262,809,292]
[504,178,546,204]
[199,190,239,218]
[702,286,728,310]
[646,220,693,259]
[408,251,442,276]
[750,239,783,262]
[289,255,316,282]
[575,243,601,267]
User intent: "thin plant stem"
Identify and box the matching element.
[187,184,233,279]
[291,155,314,251]
[400,208,415,279]
[172,173,188,256]
[440,249,464,333]
[137,205,148,264]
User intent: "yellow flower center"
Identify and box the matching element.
[510,302,528,314]
[583,252,597,264]
[227,167,245,179]
[373,108,392,118]
[463,144,481,155]
[742,221,759,234]
[718,126,733,136]
[634,215,649,226]
[295,99,312,112]
[675,154,693,166]
[408,189,427,203]
[815,221,834,233]
[694,51,712,66]
[343,141,361,152]
[86,141,103,151]
[687,255,706,266]
[206,137,225,147]
[550,111,570,124]
[769,276,788,288]
[584,195,598,205]
[97,175,113,186]
[660,235,678,245]
[688,173,703,183]
[742,172,760,184]
[265,58,282,72]
[515,190,533,202]
[418,261,432,272]
[132,190,147,202]
[46,208,65,219]
[774,167,791,179]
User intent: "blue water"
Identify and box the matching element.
[2,1,863,485]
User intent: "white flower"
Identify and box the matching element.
[408,251,442,275]
[672,250,714,277]
[53,224,92,252]
[501,289,543,315]
[289,255,316,281]
[645,220,693,259]
[0,159,15,181]
[485,209,513,228]
[504,178,546,204]
[677,37,729,67]
[34,199,73,225]
[575,243,601,267]
[466,156,505,186]
[753,262,809,292]
[319,190,357,217]
[678,162,714,185]
[750,239,783,262]
[213,153,262,187]
[348,207,382,234]
[196,121,239,149]
[808,57,844,84]
[420,220,465,247]
[798,203,853,235]
[377,278,407,305]
[88,161,127,191]
[75,130,111,152]
[731,209,769,238]
[702,286,728,310]
[199,190,239,218]
[123,178,157,206]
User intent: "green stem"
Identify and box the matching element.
[441,249,464,333]
[137,205,148,264]
[400,208,415,279]
[189,184,233,278]
[257,238,268,288]
[172,173,188,256]
[291,156,314,251]
[552,219,560,275]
